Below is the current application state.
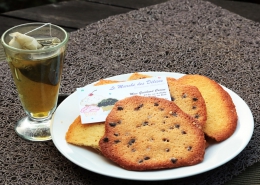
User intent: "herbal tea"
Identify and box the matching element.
[1,23,69,141]
[7,50,64,118]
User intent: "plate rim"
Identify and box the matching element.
[51,71,254,181]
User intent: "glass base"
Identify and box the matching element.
[15,116,52,141]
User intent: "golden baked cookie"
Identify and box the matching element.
[94,79,121,86]
[177,74,237,142]
[99,96,206,171]
[167,77,207,128]
[66,73,207,150]
[65,116,105,150]
[66,79,120,150]
[128,73,207,127]
[127,72,152,80]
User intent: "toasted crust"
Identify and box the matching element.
[99,96,205,171]
[177,75,238,142]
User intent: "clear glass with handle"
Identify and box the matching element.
[1,23,69,141]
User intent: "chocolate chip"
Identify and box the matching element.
[194,114,199,119]
[187,146,192,151]
[114,140,121,143]
[192,106,197,109]
[182,130,187,134]
[103,137,109,142]
[182,94,187,98]
[165,148,170,152]
[144,156,150,160]
[143,121,149,126]
[173,112,178,117]
[163,138,170,142]
[117,106,124,110]
[193,97,198,101]
[138,159,143,163]
[128,139,135,146]
[114,133,119,136]
[109,122,117,127]
[134,104,143,110]
[149,137,154,142]
[171,158,178,163]
[154,103,159,106]
[169,111,177,117]
[171,96,175,101]
[175,124,180,129]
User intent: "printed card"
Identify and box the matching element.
[77,76,171,123]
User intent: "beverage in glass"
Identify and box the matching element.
[1,23,69,141]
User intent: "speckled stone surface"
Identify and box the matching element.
[0,0,259,184]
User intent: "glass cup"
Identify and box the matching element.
[1,23,69,141]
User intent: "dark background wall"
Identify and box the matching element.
[0,0,68,13]
[1,0,260,14]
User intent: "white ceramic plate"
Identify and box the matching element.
[51,72,254,181]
